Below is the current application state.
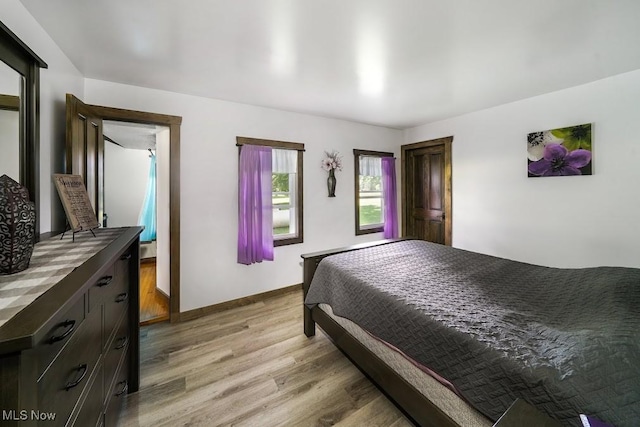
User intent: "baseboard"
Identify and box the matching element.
[178,283,302,322]
[141,257,157,264]
[140,314,170,327]
[156,287,170,301]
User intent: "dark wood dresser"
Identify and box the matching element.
[0,227,142,427]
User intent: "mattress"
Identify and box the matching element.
[305,240,640,426]
[318,303,492,427]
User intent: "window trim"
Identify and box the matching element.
[354,149,393,236]
[237,136,304,246]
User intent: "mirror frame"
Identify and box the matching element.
[0,21,48,241]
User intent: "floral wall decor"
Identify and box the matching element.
[322,150,343,197]
[527,123,592,177]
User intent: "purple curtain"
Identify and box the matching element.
[381,157,398,239]
[237,145,274,265]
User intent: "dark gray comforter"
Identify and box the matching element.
[304,240,640,426]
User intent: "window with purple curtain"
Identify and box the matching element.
[354,150,396,236]
[381,156,398,239]
[237,145,274,265]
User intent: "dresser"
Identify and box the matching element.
[0,227,142,427]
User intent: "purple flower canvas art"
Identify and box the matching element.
[527,123,592,177]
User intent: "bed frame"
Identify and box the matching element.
[302,239,468,427]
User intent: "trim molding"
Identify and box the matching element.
[87,102,182,323]
[400,136,453,246]
[156,287,170,301]
[178,283,302,322]
[236,136,304,151]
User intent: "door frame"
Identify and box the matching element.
[401,136,453,245]
[80,102,182,323]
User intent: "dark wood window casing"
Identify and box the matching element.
[237,137,304,247]
[353,149,393,236]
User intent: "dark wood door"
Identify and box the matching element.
[66,94,104,225]
[405,145,446,244]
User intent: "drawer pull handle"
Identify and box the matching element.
[114,381,128,397]
[49,320,76,344]
[115,336,128,350]
[97,276,113,287]
[120,253,132,261]
[115,292,128,303]
[64,364,88,390]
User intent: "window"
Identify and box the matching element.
[272,148,299,242]
[237,137,304,247]
[354,149,393,235]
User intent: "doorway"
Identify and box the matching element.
[401,136,452,245]
[65,94,181,323]
[103,121,170,325]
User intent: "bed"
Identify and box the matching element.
[302,239,640,427]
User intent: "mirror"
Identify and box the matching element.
[0,60,21,182]
[0,20,48,241]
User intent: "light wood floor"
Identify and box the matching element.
[140,260,169,325]
[119,289,413,427]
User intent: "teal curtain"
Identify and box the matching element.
[139,154,157,242]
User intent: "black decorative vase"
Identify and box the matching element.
[327,169,336,197]
[0,175,36,275]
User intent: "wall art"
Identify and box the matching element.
[527,123,592,177]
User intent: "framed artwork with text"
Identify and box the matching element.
[53,174,100,232]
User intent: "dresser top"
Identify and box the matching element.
[0,227,142,354]
[0,228,126,328]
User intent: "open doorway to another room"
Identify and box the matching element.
[103,121,171,325]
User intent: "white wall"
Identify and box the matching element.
[0,0,85,233]
[84,79,403,311]
[0,60,20,94]
[104,142,150,227]
[405,69,640,269]
[156,128,171,296]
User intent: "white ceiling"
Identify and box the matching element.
[20,0,640,129]
[103,120,166,151]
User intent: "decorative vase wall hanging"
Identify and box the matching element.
[322,150,343,197]
[327,169,336,197]
[0,174,36,275]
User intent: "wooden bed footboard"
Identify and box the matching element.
[300,238,467,427]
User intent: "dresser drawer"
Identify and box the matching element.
[35,295,85,379]
[104,354,129,427]
[103,283,128,350]
[70,363,103,427]
[115,251,131,281]
[37,306,102,427]
[104,307,129,402]
[87,265,116,313]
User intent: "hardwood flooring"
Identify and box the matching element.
[140,260,169,325]
[119,289,413,426]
